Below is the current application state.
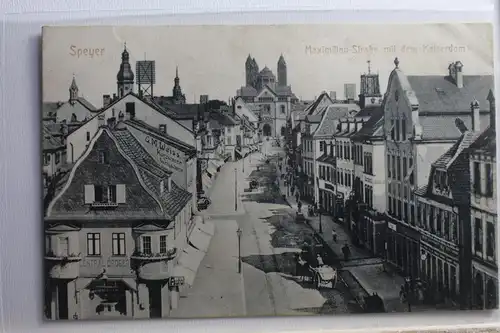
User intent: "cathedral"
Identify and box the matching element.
[236,54,298,138]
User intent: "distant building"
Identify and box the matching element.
[236,54,299,138]
[344,83,357,103]
[199,95,209,104]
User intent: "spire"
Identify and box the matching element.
[176,66,179,79]
[278,53,286,64]
[69,73,79,102]
[394,57,399,68]
[367,60,371,74]
[117,42,134,97]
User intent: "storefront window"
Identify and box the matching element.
[487,222,495,258]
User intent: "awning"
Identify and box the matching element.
[207,161,218,176]
[172,245,206,287]
[202,173,212,193]
[188,220,214,253]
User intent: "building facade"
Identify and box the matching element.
[383,58,493,279]
[44,123,213,320]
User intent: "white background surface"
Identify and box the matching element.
[1,1,499,332]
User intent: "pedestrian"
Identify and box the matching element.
[316,254,324,267]
[297,200,302,212]
[332,230,338,242]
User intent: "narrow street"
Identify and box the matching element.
[179,140,359,317]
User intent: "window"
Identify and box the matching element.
[280,105,286,114]
[98,151,107,164]
[142,236,152,255]
[475,217,483,253]
[160,235,167,254]
[392,156,396,180]
[387,155,391,178]
[487,222,495,258]
[112,233,126,255]
[94,185,104,202]
[86,131,91,141]
[108,185,117,203]
[391,120,395,140]
[485,163,493,197]
[45,235,52,255]
[87,233,101,256]
[403,157,407,178]
[396,119,400,141]
[409,157,414,185]
[397,157,401,181]
[159,124,167,133]
[473,162,481,194]
[227,137,232,145]
[401,119,407,141]
[58,237,69,257]
[125,102,136,118]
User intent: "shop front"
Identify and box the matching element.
[420,232,460,303]
[318,182,335,216]
[385,217,420,279]
[359,210,386,256]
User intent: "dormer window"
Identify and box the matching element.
[434,170,450,194]
[159,124,167,133]
[85,184,126,207]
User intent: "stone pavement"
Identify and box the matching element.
[275,167,406,313]
[170,219,246,318]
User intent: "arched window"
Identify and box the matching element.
[280,126,286,136]
[280,105,286,114]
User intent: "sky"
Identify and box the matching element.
[42,23,494,107]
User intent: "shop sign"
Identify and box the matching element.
[80,257,130,269]
[422,235,458,259]
[169,276,185,287]
[363,176,373,184]
[388,222,397,231]
[325,183,335,192]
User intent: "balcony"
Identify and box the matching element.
[45,252,82,279]
[131,249,177,280]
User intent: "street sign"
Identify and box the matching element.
[169,276,185,287]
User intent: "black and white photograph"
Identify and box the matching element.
[41,23,497,320]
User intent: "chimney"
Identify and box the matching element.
[103,94,111,107]
[330,91,337,101]
[471,98,480,132]
[98,114,106,127]
[107,117,116,128]
[113,93,117,101]
[454,61,463,88]
[488,89,495,129]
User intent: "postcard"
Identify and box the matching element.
[41,23,496,320]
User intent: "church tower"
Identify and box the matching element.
[245,54,254,87]
[69,75,79,104]
[116,43,135,98]
[359,60,382,108]
[277,54,287,87]
[172,66,186,104]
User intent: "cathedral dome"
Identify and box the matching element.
[259,66,276,79]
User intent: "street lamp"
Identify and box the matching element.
[236,227,242,273]
[234,168,238,211]
[318,204,323,234]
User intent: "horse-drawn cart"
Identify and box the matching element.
[309,265,337,289]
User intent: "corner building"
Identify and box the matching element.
[44,122,212,320]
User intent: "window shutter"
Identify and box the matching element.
[116,184,126,203]
[84,185,95,204]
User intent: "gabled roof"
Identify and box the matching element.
[468,126,496,154]
[68,92,194,136]
[305,114,323,123]
[433,131,482,169]
[124,119,196,155]
[351,106,384,141]
[42,125,65,151]
[306,92,334,115]
[46,126,192,221]
[313,106,351,137]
